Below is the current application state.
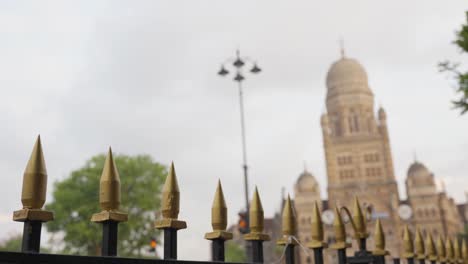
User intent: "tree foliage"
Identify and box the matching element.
[225,241,247,262]
[45,154,166,257]
[439,11,468,114]
[0,235,49,252]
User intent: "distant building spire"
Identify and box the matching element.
[339,37,345,58]
[413,151,418,162]
[303,160,308,172]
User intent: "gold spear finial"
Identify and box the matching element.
[402,225,415,259]
[426,233,438,261]
[99,148,121,211]
[244,187,270,241]
[211,180,227,231]
[308,201,327,249]
[372,219,389,256]
[281,195,296,236]
[205,180,232,241]
[437,235,447,262]
[446,237,455,263]
[13,136,54,222]
[162,162,180,219]
[155,162,186,230]
[250,186,264,233]
[454,237,461,263]
[462,239,467,264]
[331,205,350,249]
[277,194,297,245]
[352,196,368,239]
[414,227,425,260]
[21,135,48,209]
[91,147,128,223]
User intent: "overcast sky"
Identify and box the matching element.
[0,0,467,260]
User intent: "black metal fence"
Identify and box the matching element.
[1,137,467,264]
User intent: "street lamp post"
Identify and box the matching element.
[217,50,261,257]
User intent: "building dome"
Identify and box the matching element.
[325,57,372,99]
[295,170,319,193]
[406,161,435,188]
[407,161,429,176]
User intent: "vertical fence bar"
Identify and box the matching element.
[307,201,327,264]
[244,187,270,263]
[414,227,425,264]
[426,233,437,264]
[331,205,350,264]
[437,235,447,264]
[403,225,415,264]
[91,148,128,257]
[372,219,389,264]
[155,162,187,260]
[205,180,232,262]
[284,244,295,264]
[337,249,347,264]
[211,239,225,261]
[13,136,54,253]
[277,195,297,264]
[101,221,118,256]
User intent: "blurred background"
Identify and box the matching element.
[0,0,467,261]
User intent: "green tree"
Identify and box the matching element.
[225,241,247,262]
[0,235,49,252]
[45,153,166,257]
[439,11,468,114]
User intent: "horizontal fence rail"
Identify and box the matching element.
[0,251,242,264]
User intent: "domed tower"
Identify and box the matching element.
[321,53,402,256]
[406,161,462,238]
[406,161,437,198]
[294,169,321,264]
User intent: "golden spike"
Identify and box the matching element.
[352,196,368,239]
[372,219,389,256]
[402,225,415,258]
[414,227,425,260]
[91,148,127,223]
[155,162,186,230]
[250,186,264,233]
[21,135,48,209]
[277,194,297,245]
[454,237,461,263]
[13,136,54,222]
[426,233,438,261]
[204,180,232,241]
[99,148,121,211]
[308,201,327,249]
[281,194,296,236]
[331,205,350,249]
[161,162,180,219]
[244,187,270,241]
[437,235,447,262]
[446,237,455,263]
[462,239,468,264]
[211,180,227,231]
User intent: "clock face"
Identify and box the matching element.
[321,209,334,225]
[398,204,413,220]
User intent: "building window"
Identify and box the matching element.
[364,153,380,162]
[339,169,355,179]
[337,156,353,165]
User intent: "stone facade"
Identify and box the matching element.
[228,53,465,263]
[291,54,465,263]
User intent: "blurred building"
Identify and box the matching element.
[228,52,466,263]
[292,53,465,263]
